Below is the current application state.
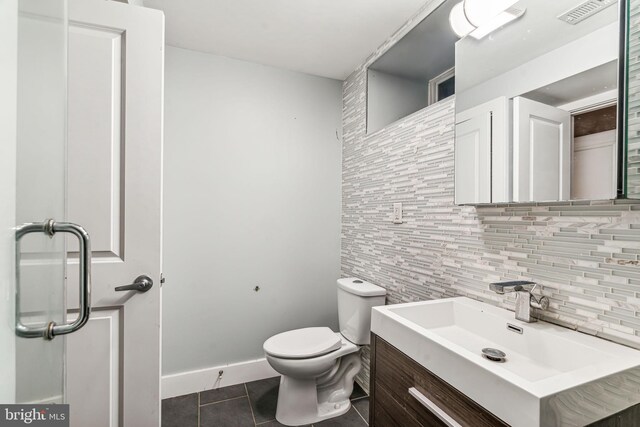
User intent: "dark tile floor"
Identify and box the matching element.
[162,376,369,427]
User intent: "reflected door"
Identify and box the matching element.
[572,130,617,200]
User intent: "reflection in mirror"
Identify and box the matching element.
[627,0,640,198]
[454,0,620,205]
[366,0,458,135]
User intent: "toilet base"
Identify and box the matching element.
[317,399,352,422]
[275,377,351,426]
[275,352,362,426]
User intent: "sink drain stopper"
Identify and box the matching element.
[482,348,506,362]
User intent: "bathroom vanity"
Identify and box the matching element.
[369,298,640,426]
[369,334,507,426]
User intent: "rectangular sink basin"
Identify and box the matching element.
[371,297,640,426]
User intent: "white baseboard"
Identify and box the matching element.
[161,358,279,399]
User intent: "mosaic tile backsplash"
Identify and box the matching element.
[342,2,640,393]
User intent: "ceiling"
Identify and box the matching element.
[143,0,429,80]
[523,60,618,106]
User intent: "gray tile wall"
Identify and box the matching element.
[342,1,640,393]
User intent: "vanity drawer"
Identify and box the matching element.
[371,334,508,427]
[374,383,424,427]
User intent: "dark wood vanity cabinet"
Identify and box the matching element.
[369,333,640,427]
[369,333,508,427]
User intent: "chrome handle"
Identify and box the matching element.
[15,219,91,340]
[408,387,462,427]
[115,275,153,293]
[531,295,550,310]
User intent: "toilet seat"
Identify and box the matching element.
[263,327,342,359]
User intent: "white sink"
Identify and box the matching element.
[371,297,640,427]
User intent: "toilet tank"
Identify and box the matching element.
[337,278,386,345]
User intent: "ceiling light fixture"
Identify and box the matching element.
[464,0,519,27]
[468,7,526,39]
[449,2,476,38]
[449,0,526,40]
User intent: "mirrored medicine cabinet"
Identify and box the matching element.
[363,0,638,205]
[454,0,634,205]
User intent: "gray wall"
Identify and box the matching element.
[342,2,640,392]
[366,69,427,134]
[163,46,343,375]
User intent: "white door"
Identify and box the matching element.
[65,1,164,426]
[572,129,617,200]
[513,96,571,202]
[455,112,491,204]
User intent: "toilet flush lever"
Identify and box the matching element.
[115,275,153,293]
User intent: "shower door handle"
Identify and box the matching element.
[15,219,92,340]
[115,275,153,292]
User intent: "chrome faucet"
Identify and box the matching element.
[489,281,549,323]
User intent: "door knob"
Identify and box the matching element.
[115,275,153,292]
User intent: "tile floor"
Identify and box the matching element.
[162,376,369,427]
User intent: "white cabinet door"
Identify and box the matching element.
[65,1,164,426]
[455,97,510,204]
[455,112,491,204]
[513,96,571,202]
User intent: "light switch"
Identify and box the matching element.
[393,203,403,224]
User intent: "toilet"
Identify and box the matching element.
[263,277,386,426]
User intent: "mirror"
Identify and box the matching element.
[454,0,621,204]
[366,0,458,135]
[626,0,640,199]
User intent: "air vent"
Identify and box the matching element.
[557,0,616,25]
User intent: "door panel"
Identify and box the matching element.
[531,117,562,200]
[455,113,491,204]
[513,96,571,202]
[66,1,164,426]
[67,309,121,427]
[67,24,123,259]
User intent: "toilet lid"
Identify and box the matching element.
[263,327,342,359]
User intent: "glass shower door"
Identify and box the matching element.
[13,0,68,404]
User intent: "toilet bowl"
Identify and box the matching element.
[263,278,386,426]
[265,329,361,425]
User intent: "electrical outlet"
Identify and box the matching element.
[393,203,403,224]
